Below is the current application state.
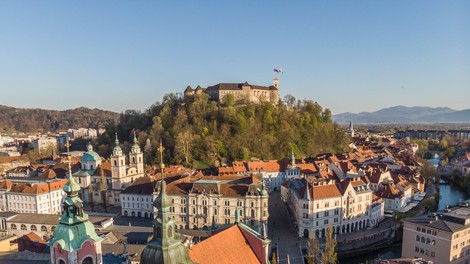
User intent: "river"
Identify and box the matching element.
[437,182,470,210]
[339,180,468,263]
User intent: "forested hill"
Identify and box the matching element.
[98,93,349,169]
[0,105,119,132]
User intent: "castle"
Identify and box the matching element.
[184,78,279,104]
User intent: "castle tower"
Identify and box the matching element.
[128,131,144,175]
[140,141,194,264]
[273,78,279,88]
[48,138,103,264]
[111,133,126,190]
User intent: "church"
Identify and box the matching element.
[73,132,144,206]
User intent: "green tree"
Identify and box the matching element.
[322,225,337,264]
[306,234,320,264]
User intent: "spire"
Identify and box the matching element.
[291,149,296,167]
[131,130,141,153]
[63,137,80,196]
[113,132,122,155]
[304,181,311,201]
[349,119,355,137]
[154,141,171,209]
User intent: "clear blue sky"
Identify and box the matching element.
[0,1,469,114]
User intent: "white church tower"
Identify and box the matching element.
[129,131,144,175]
[111,133,126,190]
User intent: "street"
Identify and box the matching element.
[268,192,305,264]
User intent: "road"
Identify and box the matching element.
[268,192,305,264]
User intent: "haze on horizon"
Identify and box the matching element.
[0,1,469,115]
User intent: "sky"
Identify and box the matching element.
[0,1,469,115]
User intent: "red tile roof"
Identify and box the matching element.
[189,224,265,264]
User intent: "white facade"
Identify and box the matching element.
[33,137,57,154]
[0,180,66,214]
[283,178,374,238]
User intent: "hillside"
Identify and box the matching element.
[333,106,470,124]
[96,93,349,168]
[0,105,120,133]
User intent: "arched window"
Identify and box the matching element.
[416,235,420,241]
[21,224,27,230]
[124,211,128,216]
[82,257,93,264]
[41,225,47,232]
[58,260,66,264]
[30,225,37,231]
[10,224,16,230]
[51,226,55,232]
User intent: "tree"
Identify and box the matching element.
[322,225,337,264]
[420,160,437,181]
[306,234,320,264]
[175,130,195,166]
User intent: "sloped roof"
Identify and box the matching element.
[189,224,264,264]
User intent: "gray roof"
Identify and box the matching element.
[404,206,470,233]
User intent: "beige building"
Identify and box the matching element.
[282,177,373,238]
[121,173,269,232]
[184,79,279,104]
[402,206,470,263]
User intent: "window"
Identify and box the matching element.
[416,235,420,242]
[31,225,37,231]
[224,200,230,206]
[10,224,16,230]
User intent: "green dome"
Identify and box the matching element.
[82,151,101,162]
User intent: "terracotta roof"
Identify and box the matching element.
[246,160,281,172]
[189,224,264,264]
[21,232,46,244]
[95,162,112,177]
[376,182,403,199]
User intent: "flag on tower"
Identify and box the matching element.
[273,68,283,74]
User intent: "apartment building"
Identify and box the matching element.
[402,205,470,263]
[0,179,66,214]
[281,177,373,238]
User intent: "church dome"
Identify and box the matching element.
[81,143,101,162]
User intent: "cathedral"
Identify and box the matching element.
[73,132,144,205]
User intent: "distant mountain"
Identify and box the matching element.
[0,105,120,132]
[333,106,470,124]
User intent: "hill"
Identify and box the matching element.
[96,93,349,169]
[0,105,120,133]
[333,106,470,124]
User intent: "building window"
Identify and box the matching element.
[21,224,27,230]
[31,225,37,231]
[10,224,16,230]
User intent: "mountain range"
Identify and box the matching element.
[333,106,470,124]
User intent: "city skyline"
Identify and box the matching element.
[1,1,469,115]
